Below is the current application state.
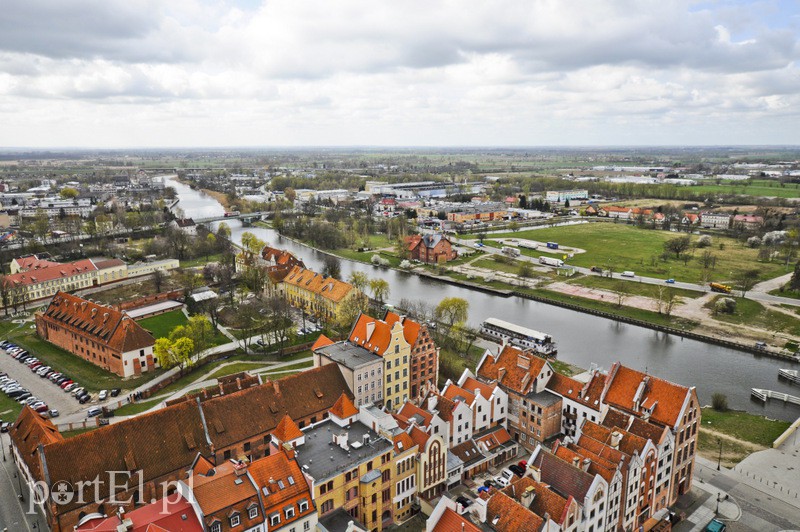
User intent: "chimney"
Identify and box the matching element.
[582,458,591,472]
[610,431,622,449]
[428,395,438,412]
[521,485,536,508]
[529,465,541,483]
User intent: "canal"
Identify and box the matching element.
[170,177,800,421]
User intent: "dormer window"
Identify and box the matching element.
[210,522,222,532]
[270,513,281,526]
[229,513,241,527]
[248,506,258,519]
[284,506,296,519]
[299,499,309,512]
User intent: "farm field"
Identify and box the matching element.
[688,179,800,199]
[474,223,789,284]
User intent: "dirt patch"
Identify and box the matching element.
[549,281,662,312]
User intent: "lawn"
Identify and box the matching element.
[0,393,22,421]
[689,180,800,199]
[468,223,788,284]
[115,397,163,416]
[207,361,272,380]
[472,257,553,279]
[700,407,790,447]
[138,310,188,339]
[180,253,223,269]
[568,274,702,299]
[5,331,163,392]
[706,296,800,336]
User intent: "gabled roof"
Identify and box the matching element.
[348,313,394,355]
[461,375,498,400]
[581,420,648,457]
[311,334,335,351]
[330,392,359,419]
[396,401,434,428]
[554,443,617,484]
[282,265,354,303]
[602,363,692,428]
[191,460,258,515]
[6,258,98,286]
[486,491,545,532]
[532,450,595,501]
[474,426,512,453]
[383,310,422,346]
[502,476,569,526]
[41,292,155,353]
[75,495,203,531]
[406,424,430,448]
[430,393,458,422]
[450,440,485,467]
[248,448,314,519]
[432,508,482,532]
[9,406,64,482]
[442,382,476,406]
[393,431,416,455]
[476,344,548,395]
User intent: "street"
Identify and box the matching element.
[0,432,40,532]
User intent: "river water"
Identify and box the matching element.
[170,177,800,421]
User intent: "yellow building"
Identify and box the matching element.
[390,432,419,523]
[280,265,360,324]
[297,395,399,531]
[349,313,412,411]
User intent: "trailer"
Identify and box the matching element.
[546,241,559,249]
[539,256,564,267]
[501,246,521,257]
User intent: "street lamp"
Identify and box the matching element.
[717,437,722,471]
[1,432,5,462]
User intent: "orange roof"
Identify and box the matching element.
[396,401,434,427]
[461,376,498,400]
[191,461,258,515]
[283,265,354,303]
[476,345,547,395]
[9,406,64,482]
[311,334,335,351]
[487,491,545,532]
[406,424,431,448]
[442,382,476,406]
[248,448,314,523]
[581,420,648,457]
[273,415,304,442]
[329,392,358,419]
[503,476,569,526]
[384,310,422,346]
[603,363,692,428]
[40,292,155,353]
[546,372,604,410]
[348,313,393,354]
[475,426,512,452]
[432,508,481,532]
[393,431,416,455]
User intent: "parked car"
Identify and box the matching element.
[0,422,10,433]
[63,383,76,392]
[455,496,473,507]
[48,409,60,418]
[590,266,603,273]
[494,475,511,488]
[98,390,108,401]
[110,388,121,397]
[87,407,102,418]
[665,278,675,284]
[33,404,48,413]
[509,464,526,477]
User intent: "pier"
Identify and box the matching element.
[751,388,800,406]
[779,369,800,384]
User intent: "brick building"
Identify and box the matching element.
[405,234,457,264]
[35,292,156,377]
[384,311,439,402]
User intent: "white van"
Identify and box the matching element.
[621,271,635,278]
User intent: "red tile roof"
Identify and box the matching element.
[487,491,545,532]
[283,265,354,303]
[329,392,359,419]
[6,258,97,286]
[384,310,422,346]
[475,426,512,453]
[248,448,315,527]
[40,291,155,353]
[191,460,258,515]
[581,420,648,457]
[532,450,595,501]
[9,406,64,482]
[432,508,482,532]
[406,424,431,448]
[393,431,416,455]
[442,382,476,406]
[477,345,547,395]
[311,334,335,351]
[460,376,498,400]
[502,476,569,526]
[396,401,434,428]
[273,415,304,443]
[348,313,394,354]
[603,363,691,428]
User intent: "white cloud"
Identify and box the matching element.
[0,0,798,146]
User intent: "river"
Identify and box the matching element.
[170,177,800,422]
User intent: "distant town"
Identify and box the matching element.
[0,147,799,531]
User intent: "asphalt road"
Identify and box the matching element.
[0,347,84,418]
[0,432,40,532]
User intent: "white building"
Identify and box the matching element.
[700,212,731,229]
[545,190,589,203]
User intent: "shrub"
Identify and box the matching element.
[714,297,737,314]
[763,231,787,246]
[399,260,412,269]
[371,254,389,267]
[746,236,761,248]
[697,235,712,248]
[711,392,728,412]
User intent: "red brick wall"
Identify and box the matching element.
[114,290,183,312]
[36,313,125,376]
[410,326,438,400]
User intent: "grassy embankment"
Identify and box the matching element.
[138,309,230,345]
[704,296,800,338]
[698,407,791,466]
[463,223,788,284]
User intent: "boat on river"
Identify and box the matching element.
[480,317,557,357]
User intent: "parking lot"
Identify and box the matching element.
[0,346,85,417]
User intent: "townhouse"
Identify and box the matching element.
[312,335,384,407]
[546,371,606,440]
[405,234,458,264]
[349,313,412,410]
[36,292,156,377]
[384,310,439,402]
[457,369,508,429]
[423,392,474,447]
[280,265,360,324]
[426,497,482,532]
[476,345,563,448]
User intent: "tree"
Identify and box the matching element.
[60,187,79,199]
[508,221,520,233]
[435,297,469,331]
[322,255,342,280]
[349,271,369,293]
[0,275,10,316]
[613,281,627,307]
[664,235,691,259]
[734,268,760,298]
[564,199,570,208]
[153,337,194,373]
[697,235,712,248]
[284,187,297,203]
[791,261,800,291]
[518,195,527,209]
[518,262,533,279]
[369,278,390,308]
[152,268,165,292]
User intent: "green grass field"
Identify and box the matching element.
[689,179,800,199]
[701,407,790,447]
[470,223,788,284]
[706,297,800,336]
[137,310,189,339]
[180,253,223,268]
[115,397,163,416]
[568,274,702,299]
[0,393,22,421]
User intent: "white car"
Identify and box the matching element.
[98,390,108,401]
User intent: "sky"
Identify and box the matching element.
[0,0,799,148]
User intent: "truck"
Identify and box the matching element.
[539,256,564,267]
[621,271,635,278]
[546,241,559,249]
[501,246,521,257]
[709,282,732,293]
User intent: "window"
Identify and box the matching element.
[244,442,251,452]
[270,513,281,526]
[299,499,309,512]
[285,507,296,519]
[230,513,241,527]
[304,522,310,531]
[211,523,222,532]
[248,506,258,519]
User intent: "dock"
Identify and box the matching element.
[751,388,800,406]
[778,369,800,384]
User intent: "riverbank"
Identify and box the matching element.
[287,233,800,362]
[173,176,235,210]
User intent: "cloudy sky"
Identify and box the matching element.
[1,0,799,147]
